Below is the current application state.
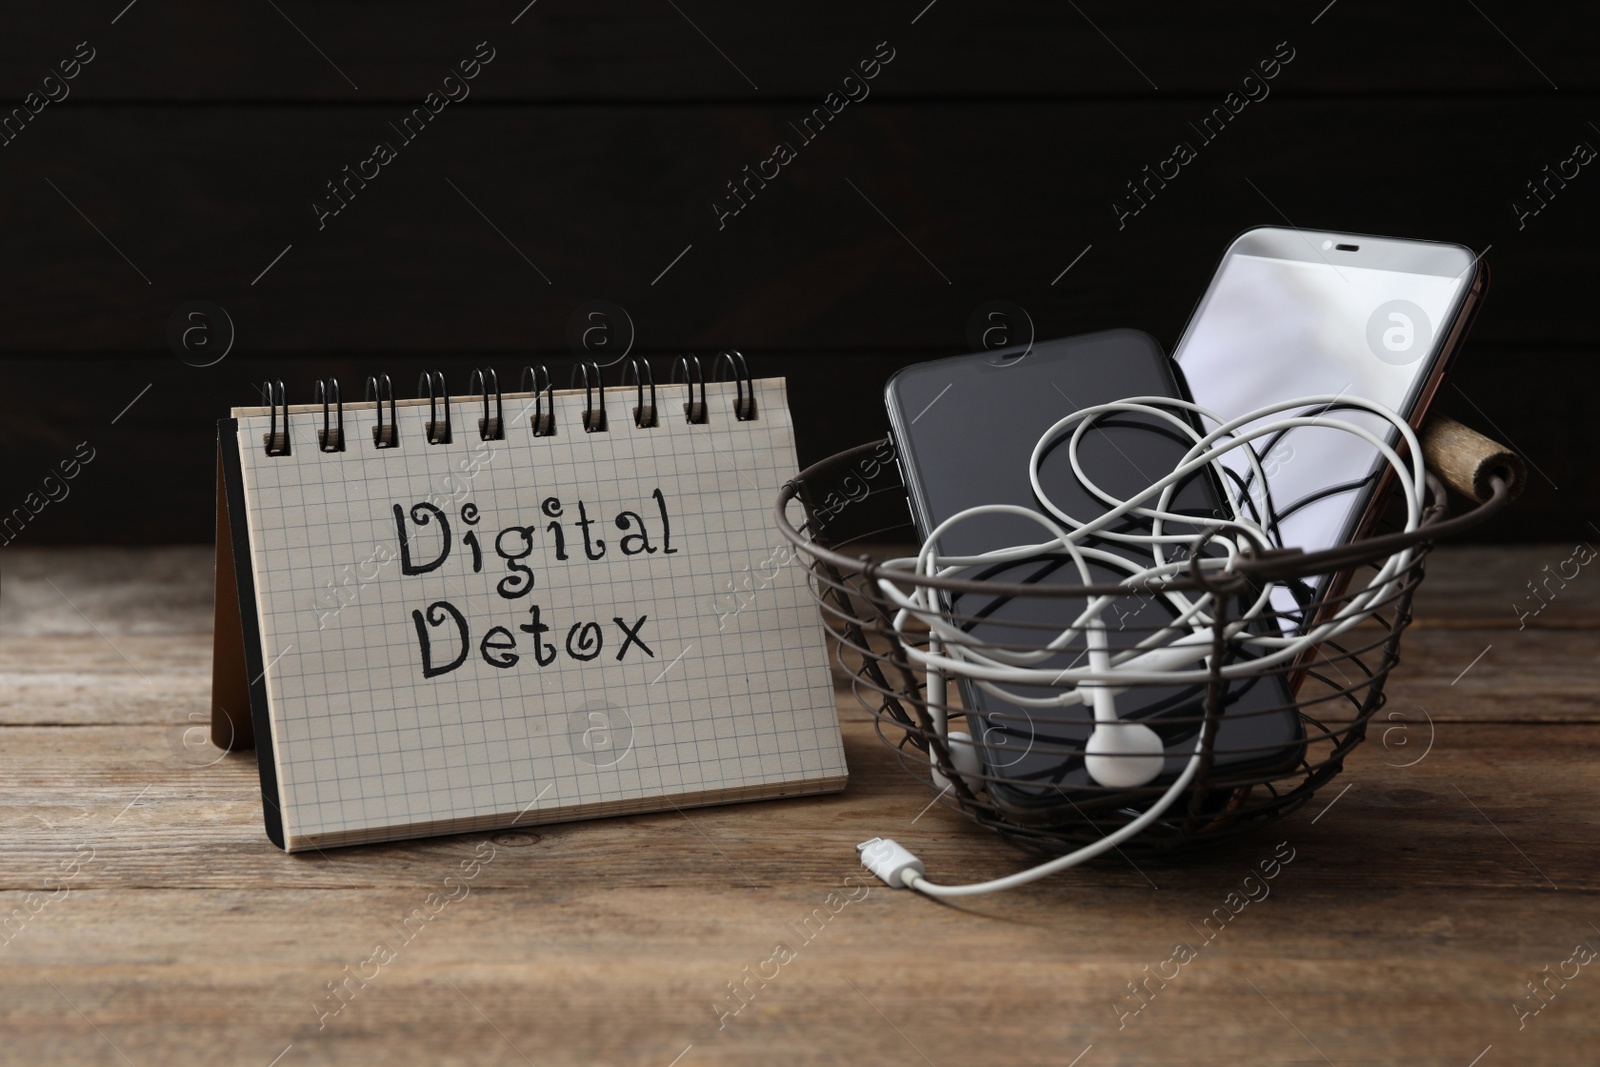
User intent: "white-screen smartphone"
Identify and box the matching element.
[1172,226,1486,627]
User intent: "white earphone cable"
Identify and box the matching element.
[858,394,1423,898]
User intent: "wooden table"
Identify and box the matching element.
[2,545,1596,1065]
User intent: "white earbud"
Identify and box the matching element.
[945,730,983,782]
[929,730,984,790]
[1082,619,1164,788]
[1084,722,1166,788]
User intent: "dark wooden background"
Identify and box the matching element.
[1,1,1593,544]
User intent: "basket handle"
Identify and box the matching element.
[1421,414,1526,504]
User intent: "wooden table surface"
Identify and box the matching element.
[2,545,1596,1066]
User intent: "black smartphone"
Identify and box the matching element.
[884,329,1304,817]
[1171,227,1486,630]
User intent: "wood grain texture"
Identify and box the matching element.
[1,884,1593,1066]
[1409,540,1600,626]
[1,547,1598,1063]
[0,716,1594,893]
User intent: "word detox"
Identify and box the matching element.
[394,490,679,679]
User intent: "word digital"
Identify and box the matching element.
[212,365,845,851]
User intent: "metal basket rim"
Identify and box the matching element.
[775,438,1512,600]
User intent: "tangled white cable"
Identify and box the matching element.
[858,394,1426,898]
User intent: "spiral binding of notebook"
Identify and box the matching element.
[254,353,760,459]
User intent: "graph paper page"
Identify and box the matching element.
[232,378,844,850]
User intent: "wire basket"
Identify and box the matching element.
[776,428,1519,859]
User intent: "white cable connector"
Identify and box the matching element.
[860,721,1210,898]
[856,837,925,888]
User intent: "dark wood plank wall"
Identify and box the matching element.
[1,1,1594,544]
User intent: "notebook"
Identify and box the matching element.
[211,362,846,851]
